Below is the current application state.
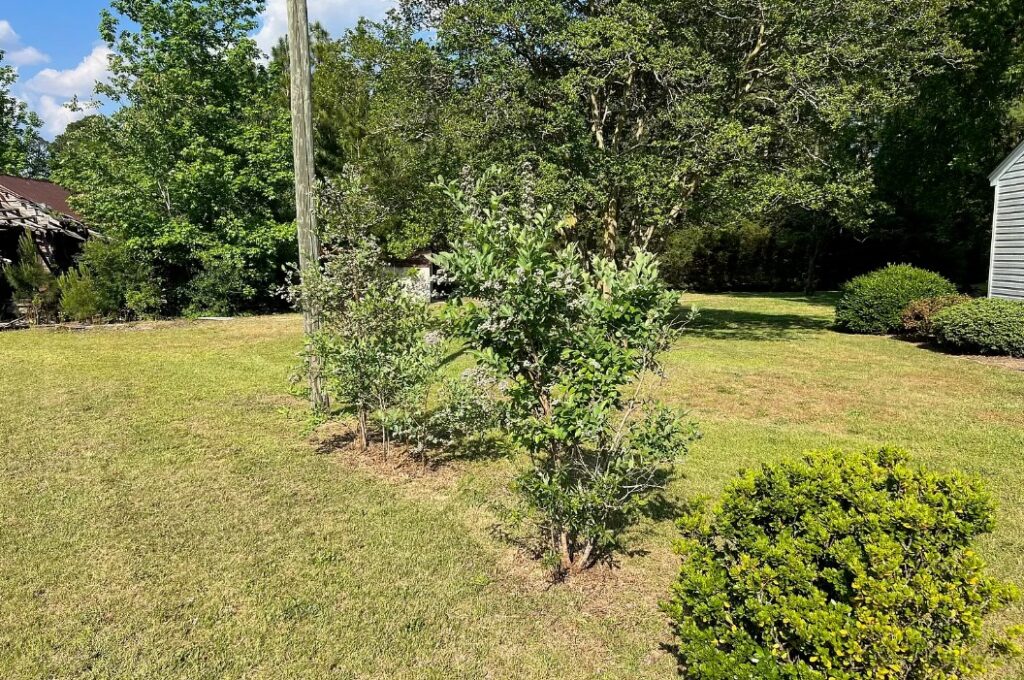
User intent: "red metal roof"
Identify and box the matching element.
[0,175,82,221]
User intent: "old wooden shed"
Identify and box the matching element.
[0,175,98,316]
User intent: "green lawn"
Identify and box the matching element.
[1,293,1023,678]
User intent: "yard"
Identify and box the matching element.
[1,293,1022,679]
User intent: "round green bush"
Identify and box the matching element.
[663,448,1017,680]
[835,264,957,334]
[932,297,1024,357]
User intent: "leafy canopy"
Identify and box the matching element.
[401,0,965,255]
[0,50,47,178]
[52,0,295,315]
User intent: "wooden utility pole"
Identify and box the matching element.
[286,0,328,410]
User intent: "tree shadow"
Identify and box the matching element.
[714,291,841,306]
[678,305,832,341]
[895,335,1024,369]
[426,432,512,468]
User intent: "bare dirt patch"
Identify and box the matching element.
[311,420,464,490]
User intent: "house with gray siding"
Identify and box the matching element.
[988,143,1024,299]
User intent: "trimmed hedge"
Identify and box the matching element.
[901,294,971,338]
[932,297,1024,356]
[664,448,1017,680]
[835,264,957,334]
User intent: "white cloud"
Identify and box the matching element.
[7,46,50,67]
[0,20,51,67]
[20,45,111,137]
[0,20,14,45]
[34,95,94,138]
[24,45,111,98]
[254,0,396,55]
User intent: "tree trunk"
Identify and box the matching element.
[556,529,595,576]
[358,409,369,450]
[603,196,619,259]
[803,228,822,295]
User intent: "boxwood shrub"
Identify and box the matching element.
[664,448,1017,680]
[835,264,957,334]
[901,294,972,338]
[932,297,1024,357]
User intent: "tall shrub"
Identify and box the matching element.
[3,231,59,324]
[434,179,698,575]
[835,264,956,334]
[290,175,442,456]
[664,448,1017,679]
[58,268,101,323]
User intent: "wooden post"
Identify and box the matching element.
[286,0,328,410]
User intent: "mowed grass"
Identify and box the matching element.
[1,293,1023,678]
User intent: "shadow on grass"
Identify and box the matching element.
[679,306,832,341]
[701,290,842,306]
[894,335,1024,370]
[428,433,512,468]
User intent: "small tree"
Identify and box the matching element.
[434,179,698,575]
[58,267,102,323]
[315,273,441,456]
[3,231,59,324]
[291,174,441,456]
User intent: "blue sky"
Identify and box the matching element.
[2,0,395,138]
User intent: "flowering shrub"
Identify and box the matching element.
[434,177,698,575]
[391,367,506,467]
[664,447,1018,679]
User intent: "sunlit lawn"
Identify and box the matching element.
[1,293,1022,678]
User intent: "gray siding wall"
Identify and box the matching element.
[992,154,1024,299]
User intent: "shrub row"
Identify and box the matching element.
[836,264,1024,357]
[3,232,161,325]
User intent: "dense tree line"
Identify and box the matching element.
[7,0,1018,315]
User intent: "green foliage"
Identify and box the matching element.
[664,447,1018,680]
[661,222,799,292]
[402,0,964,257]
[58,268,101,323]
[901,294,972,338]
[269,20,456,259]
[2,231,59,323]
[434,177,698,575]
[291,177,442,456]
[873,0,1024,286]
[74,239,162,321]
[932,297,1024,357]
[51,0,295,315]
[391,367,507,467]
[835,265,957,334]
[0,50,47,178]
